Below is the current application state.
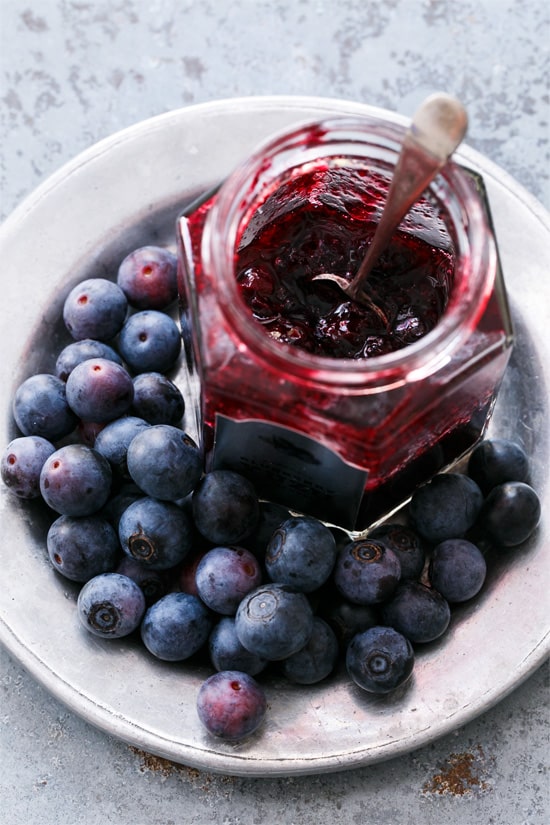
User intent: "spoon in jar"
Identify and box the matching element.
[313,93,468,305]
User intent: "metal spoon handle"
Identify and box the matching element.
[346,93,468,301]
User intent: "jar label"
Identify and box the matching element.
[212,414,368,529]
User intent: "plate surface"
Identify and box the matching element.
[0,96,548,777]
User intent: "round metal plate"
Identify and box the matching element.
[0,96,548,777]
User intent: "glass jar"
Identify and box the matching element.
[176,116,513,531]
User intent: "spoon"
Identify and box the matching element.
[313,93,468,304]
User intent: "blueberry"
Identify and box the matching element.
[319,596,378,650]
[127,424,203,501]
[40,444,112,516]
[380,581,451,643]
[368,522,426,580]
[131,372,185,425]
[479,481,541,547]
[429,539,487,603]
[77,572,146,638]
[66,358,134,422]
[191,470,260,545]
[346,626,414,694]
[241,500,292,558]
[117,310,182,374]
[47,514,120,582]
[63,278,128,341]
[196,670,267,741]
[282,617,339,685]
[1,435,56,499]
[115,556,168,606]
[195,545,263,615]
[235,583,314,661]
[100,482,143,529]
[13,373,78,441]
[94,416,150,478]
[118,496,193,570]
[117,246,178,310]
[265,516,337,592]
[408,473,483,544]
[333,539,401,605]
[55,339,123,382]
[140,591,213,661]
[467,438,530,495]
[208,617,267,676]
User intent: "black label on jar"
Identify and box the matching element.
[212,414,368,529]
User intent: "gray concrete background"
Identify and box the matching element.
[0,1,548,823]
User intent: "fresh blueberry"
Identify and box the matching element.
[319,595,378,650]
[381,581,451,643]
[117,310,182,374]
[47,514,120,582]
[115,556,168,606]
[13,373,78,441]
[196,670,267,742]
[77,572,146,638]
[118,496,193,570]
[40,444,112,516]
[94,416,150,478]
[235,583,314,661]
[63,278,128,341]
[1,435,56,499]
[126,424,202,501]
[130,372,185,425]
[333,539,401,605]
[467,438,530,495]
[174,546,212,596]
[195,545,263,615]
[479,481,541,547]
[428,538,487,603]
[191,470,260,545]
[208,617,267,676]
[241,500,292,559]
[100,482,143,529]
[282,616,339,685]
[265,516,337,593]
[77,420,106,447]
[346,626,414,694]
[368,522,426,580]
[66,358,134,422]
[140,591,213,661]
[408,473,483,544]
[55,339,123,382]
[117,245,178,310]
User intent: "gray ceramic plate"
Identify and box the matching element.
[0,96,548,777]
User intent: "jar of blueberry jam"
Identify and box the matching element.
[176,116,513,530]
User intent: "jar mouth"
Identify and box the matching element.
[206,116,497,389]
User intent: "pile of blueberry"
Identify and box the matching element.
[1,243,542,744]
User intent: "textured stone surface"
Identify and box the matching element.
[1,1,549,823]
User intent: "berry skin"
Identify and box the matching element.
[333,539,401,605]
[127,425,203,501]
[116,556,168,606]
[94,416,150,478]
[117,310,182,374]
[140,592,213,661]
[467,438,530,495]
[47,514,120,582]
[118,496,193,570]
[196,670,267,742]
[66,358,135,423]
[235,583,314,661]
[13,373,78,441]
[195,545,263,615]
[1,435,55,499]
[380,581,451,643]
[77,573,146,638]
[191,470,260,545]
[319,595,378,650]
[55,339,123,382]
[408,473,483,544]
[265,516,337,593]
[479,481,541,547]
[63,278,128,341]
[131,371,185,425]
[39,444,112,516]
[117,246,178,310]
[282,616,339,685]
[346,626,414,694]
[368,522,426,580]
[208,617,267,676]
[429,539,487,603]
